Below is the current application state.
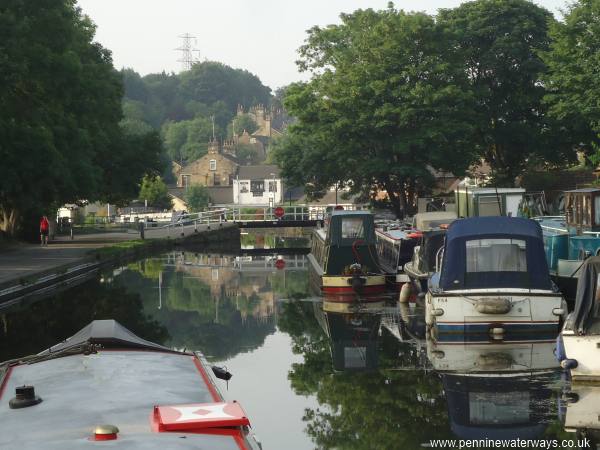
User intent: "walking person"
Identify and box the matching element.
[40,215,50,246]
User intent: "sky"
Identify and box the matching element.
[77,0,566,91]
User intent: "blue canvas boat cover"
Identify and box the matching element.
[439,217,552,291]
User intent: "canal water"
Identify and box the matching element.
[0,237,586,449]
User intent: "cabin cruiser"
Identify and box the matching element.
[375,228,420,290]
[559,256,600,381]
[308,210,386,298]
[403,229,447,298]
[426,216,566,336]
[0,320,260,450]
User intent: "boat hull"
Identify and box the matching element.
[562,333,600,381]
[426,291,564,335]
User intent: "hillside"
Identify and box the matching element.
[121,62,274,165]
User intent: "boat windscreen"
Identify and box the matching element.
[439,218,552,291]
[567,256,600,334]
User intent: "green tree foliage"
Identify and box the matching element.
[274,7,476,217]
[543,0,600,160]
[228,113,258,136]
[120,62,271,136]
[139,175,172,210]
[438,0,577,185]
[236,143,263,165]
[185,184,210,212]
[162,116,223,163]
[0,1,164,237]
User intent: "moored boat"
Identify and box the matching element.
[375,227,420,290]
[535,188,600,301]
[0,320,260,449]
[308,210,386,299]
[426,216,566,336]
[558,256,600,381]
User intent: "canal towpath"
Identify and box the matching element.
[0,222,239,304]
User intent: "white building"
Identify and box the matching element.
[233,165,283,206]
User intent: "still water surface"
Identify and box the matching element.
[0,246,589,449]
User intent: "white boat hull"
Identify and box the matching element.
[426,291,565,335]
[562,332,600,381]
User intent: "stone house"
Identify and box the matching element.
[177,139,239,188]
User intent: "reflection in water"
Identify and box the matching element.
[120,251,310,358]
[0,277,168,361]
[0,246,587,449]
[564,384,600,449]
[315,301,384,371]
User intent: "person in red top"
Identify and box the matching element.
[40,216,50,246]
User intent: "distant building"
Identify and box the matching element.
[177,139,239,188]
[233,165,283,206]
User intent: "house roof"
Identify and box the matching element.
[237,165,280,180]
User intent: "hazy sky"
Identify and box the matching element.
[77,0,566,91]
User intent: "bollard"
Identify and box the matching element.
[139,221,145,240]
[70,226,74,240]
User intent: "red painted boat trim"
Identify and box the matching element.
[191,356,221,402]
[0,366,13,401]
[322,285,386,294]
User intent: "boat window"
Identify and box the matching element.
[341,218,364,239]
[595,195,600,226]
[466,238,527,273]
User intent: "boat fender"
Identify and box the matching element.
[475,298,511,314]
[560,358,578,370]
[351,275,365,291]
[399,283,412,303]
[212,366,233,381]
[9,385,42,409]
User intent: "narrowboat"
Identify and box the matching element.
[0,320,260,450]
[558,256,600,381]
[308,210,386,298]
[314,301,384,371]
[375,227,420,290]
[426,216,566,336]
[536,188,600,300]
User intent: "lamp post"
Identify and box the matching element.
[269,172,276,210]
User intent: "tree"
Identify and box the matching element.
[228,113,258,137]
[162,115,222,164]
[0,0,164,237]
[274,6,476,217]
[184,184,210,212]
[542,0,600,161]
[438,0,577,185]
[139,175,172,210]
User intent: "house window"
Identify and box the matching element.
[213,173,220,186]
[268,181,278,192]
[251,180,265,197]
[181,175,191,188]
[209,160,216,171]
